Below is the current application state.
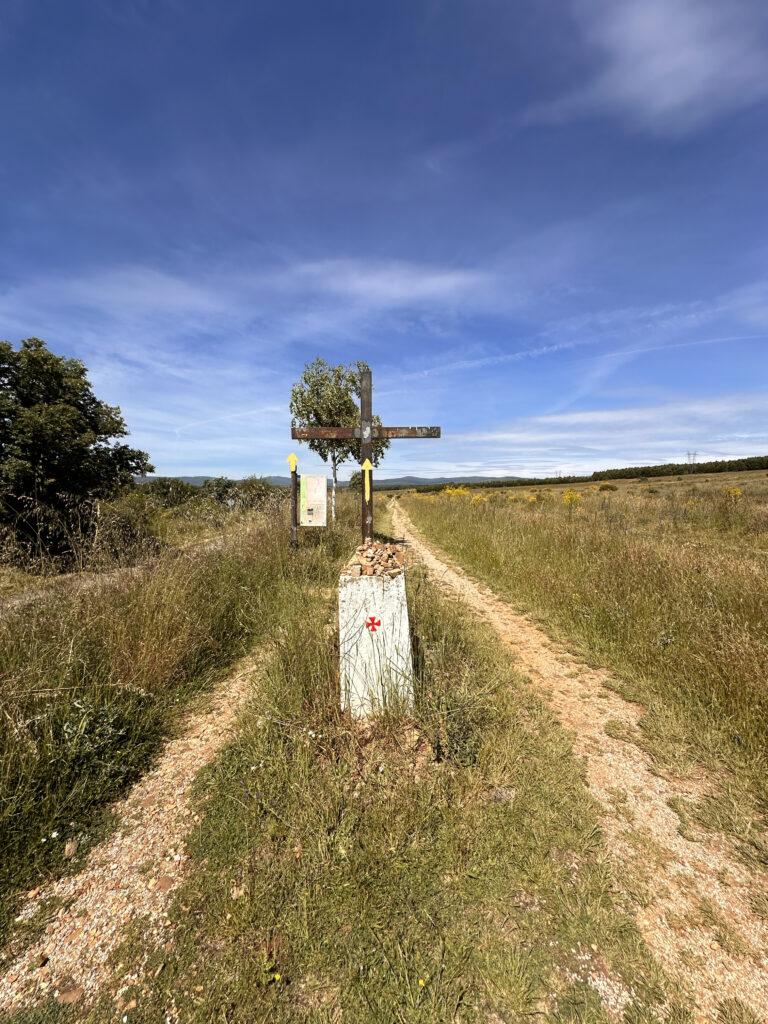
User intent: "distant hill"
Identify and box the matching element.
[268,474,524,488]
[137,474,522,488]
[371,475,522,488]
[137,456,768,492]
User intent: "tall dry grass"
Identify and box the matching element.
[98,563,670,1022]
[0,496,358,938]
[402,476,768,856]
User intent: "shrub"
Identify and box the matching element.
[562,489,582,508]
[140,477,197,508]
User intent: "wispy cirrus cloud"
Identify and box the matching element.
[529,0,768,134]
[2,251,765,478]
[264,259,486,307]
[437,392,768,477]
[402,277,768,383]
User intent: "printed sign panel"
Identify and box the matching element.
[300,475,328,527]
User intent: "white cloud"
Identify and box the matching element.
[270,259,486,308]
[3,251,765,478]
[445,392,768,476]
[532,0,768,133]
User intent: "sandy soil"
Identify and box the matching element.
[393,501,768,1022]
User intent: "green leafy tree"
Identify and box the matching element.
[289,358,389,521]
[0,338,153,561]
[140,476,197,508]
[348,469,363,492]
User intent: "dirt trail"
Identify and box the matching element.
[0,654,256,1014]
[393,501,768,1022]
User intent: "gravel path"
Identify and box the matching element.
[393,501,768,1022]
[0,655,256,1014]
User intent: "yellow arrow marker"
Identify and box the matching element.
[362,458,372,501]
[286,452,299,473]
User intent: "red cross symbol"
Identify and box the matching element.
[365,616,381,632]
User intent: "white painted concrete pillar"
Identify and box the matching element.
[338,570,414,718]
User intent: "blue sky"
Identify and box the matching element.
[1,0,767,480]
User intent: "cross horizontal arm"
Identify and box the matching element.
[375,426,441,439]
[291,426,441,440]
[291,426,356,439]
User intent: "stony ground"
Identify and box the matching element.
[0,656,256,1014]
[392,500,768,1023]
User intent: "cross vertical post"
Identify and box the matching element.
[290,466,298,548]
[290,366,440,543]
[360,368,373,545]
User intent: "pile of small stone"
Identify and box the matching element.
[342,542,404,578]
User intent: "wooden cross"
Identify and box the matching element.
[291,368,441,544]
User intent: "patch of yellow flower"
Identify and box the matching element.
[562,489,582,507]
[470,493,488,506]
[722,486,743,501]
[443,485,471,499]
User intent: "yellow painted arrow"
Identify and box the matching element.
[286,452,299,473]
[362,458,372,501]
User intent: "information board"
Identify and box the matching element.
[300,475,327,526]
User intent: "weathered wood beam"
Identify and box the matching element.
[291,425,441,440]
[291,426,357,440]
[374,426,441,439]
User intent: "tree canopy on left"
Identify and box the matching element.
[0,338,153,557]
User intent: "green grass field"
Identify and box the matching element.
[51,545,675,1023]
[0,493,352,942]
[400,470,768,865]
[2,476,766,1021]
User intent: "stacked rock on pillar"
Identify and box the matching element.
[338,543,414,718]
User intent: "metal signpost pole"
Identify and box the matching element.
[287,453,299,548]
[359,368,373,545]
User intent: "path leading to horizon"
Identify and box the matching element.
[392,500,768,1022]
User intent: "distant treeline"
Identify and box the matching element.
[380,455,768,493]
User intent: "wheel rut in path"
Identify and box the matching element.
[0,654,256,1014]
[392,501,768,1022]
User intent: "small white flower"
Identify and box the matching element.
[50,831,59,838]
[41,837,47,843]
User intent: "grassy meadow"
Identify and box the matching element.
[1,488,692,1021]
[63,542,677,1023]
[3,474,766,1020]
[0,486,355,942]
[400,470,768,860]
